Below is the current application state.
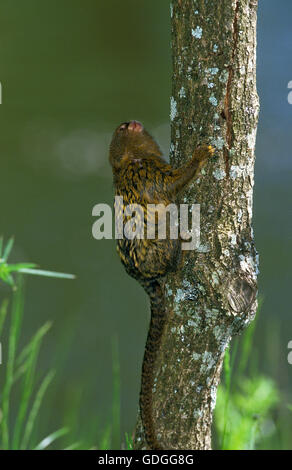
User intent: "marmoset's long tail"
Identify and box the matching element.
[139,279,166,450]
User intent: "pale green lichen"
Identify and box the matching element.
[210,385,217,411]
[174,288,185,303]
[213,325,223,342]
[192,26,202,38]
[197,284,206,294]
[192,352,201,361]
[255,253,260,275]
[207,67,219,75]
[211,272,219,286]
[239,254,257,280]
[182,279,192,289]
[230,164,245,179]
[205,308,220,326]
[229,233,237,245]
[179,86,186,98]
[165,284,173,296]
[193,409,203,419]
[188,318,199,329]
[219,70,229,83]
[196,243,210,253]
[213,168,226,180]
[209,95,218,106]
[200,351,216,374]
[212,136,224,150]
[247,130,257,149]
[170,96,177,121]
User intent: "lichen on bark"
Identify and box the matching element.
[134,0,259,450]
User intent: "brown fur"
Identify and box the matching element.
[109,121,214,449]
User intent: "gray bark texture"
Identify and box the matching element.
[134,0,259,450]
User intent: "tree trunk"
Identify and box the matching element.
[134,0,259,450]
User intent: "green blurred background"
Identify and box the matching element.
[0,0,291,449]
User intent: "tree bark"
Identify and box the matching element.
[134,0,259,450]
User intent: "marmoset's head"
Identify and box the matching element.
[109,120,162,169]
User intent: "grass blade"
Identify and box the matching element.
[0,298,9,337]
[221,339,238,450]
[111,336,120,449]
[12,322,51,449]
[34,428,69,450]
[16,321,52,368]
[221,346,231,449]
[12,322,52,386]
[2,237,14,262]
[98,424,111,450]
[0,236,3,257]
[18,268,75,280]
[7,263,37,273]
[125,432,133,450]
[64,442,82,450]
[21,370,56,449]
[237,296,263,377]
[1,276,24,449]
[12,357,33,385]
[0,269,15,287]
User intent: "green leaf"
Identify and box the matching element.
[12,357,32,385]
[1,276,24,449]
[12,322,52,449]
[221,339,239,449]
[7,263,37,273]
[34,428,69,450]
[98,424,111,450]
[237,297,263,377]
[111,336,120,449]
[64,442,82,450]
[0,236,3,257]
[0,298,9,337]
[0,266,15,287]
[21,370,56,449]
[125,432,133,450]
[16,321,52,368]
[13,324,52,386]
[18,268,75,280]
[3,237,14,262]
